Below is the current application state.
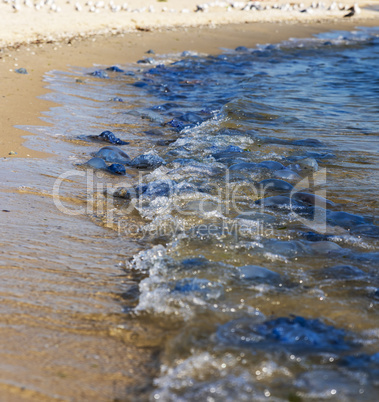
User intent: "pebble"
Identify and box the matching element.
[255,195,305,210]
[217,315,351,352]
[350,224,379,238]
[107,163,126,175]
[291,192,335,208]
[235,46,248,52]
[82,157,126,175]
[273,168,301,181]
[237,265,282,284]
[257,160,285,170]
[292,138,325,147]
[1,0,359,20]
[95,146,131,164]
[130,153,165,169]
[15,68,28,74]
[258,178,294,192]
[229,162,257,171]
[309,241,342,254]
[83,156,108,170]
[172,278,223,299]
[317,264,365,280]
[326,210,368,230]
[288,157,319,172]
[97,130,128,145]
[89,69,109,79]
[106,65,124,72]
[137,57,155,65]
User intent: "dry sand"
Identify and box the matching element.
[0,2,378,400]
[1,0,379,48]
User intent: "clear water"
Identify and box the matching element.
[21,27,379,400]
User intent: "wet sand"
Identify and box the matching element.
[0,5,378,401]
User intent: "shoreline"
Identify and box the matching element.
[1,17,378,159]
[0,11,378,401]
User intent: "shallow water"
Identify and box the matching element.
[14,27,379,400]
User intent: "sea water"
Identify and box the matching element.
[21,27,379,400]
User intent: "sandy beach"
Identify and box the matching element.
[1,0,379,48]
[1,0,378,158]
[0,1,378,400]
